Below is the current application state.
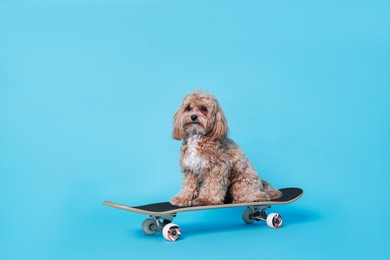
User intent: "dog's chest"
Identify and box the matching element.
[182,137,207,174]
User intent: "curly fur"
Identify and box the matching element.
[170,90,282,206]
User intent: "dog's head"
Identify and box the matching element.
[173,90,228,141]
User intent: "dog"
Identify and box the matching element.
[170,90,282,206]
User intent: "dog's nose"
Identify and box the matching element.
[191,115,198,121]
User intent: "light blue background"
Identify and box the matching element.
[1,0,389,259]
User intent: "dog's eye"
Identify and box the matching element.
[200,106,208,113]
[185,105,191,112]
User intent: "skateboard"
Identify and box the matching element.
[103,187,303,242]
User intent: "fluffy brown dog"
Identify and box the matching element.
[170,90,282,206]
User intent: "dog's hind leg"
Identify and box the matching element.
[261,180,282,200]
[230,176,270,203]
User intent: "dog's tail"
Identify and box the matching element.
[262,180,283,200]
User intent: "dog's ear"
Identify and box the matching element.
[208,103,228,141]
[172,107,185,140]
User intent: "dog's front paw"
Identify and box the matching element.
[170,196,193,207]
[192,197,223,206]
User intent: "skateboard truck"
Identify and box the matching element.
[242,205,283,228]
[142,214,181,242]
[151,214,175,231]
[249,206,269,221]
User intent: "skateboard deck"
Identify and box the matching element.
[104,187,303,215]
[104,187,303,241]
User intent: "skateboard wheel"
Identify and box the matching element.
[242,209,255,224]
[162,223,181,242]
[266,213,282,228]
[142,218,157,235]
